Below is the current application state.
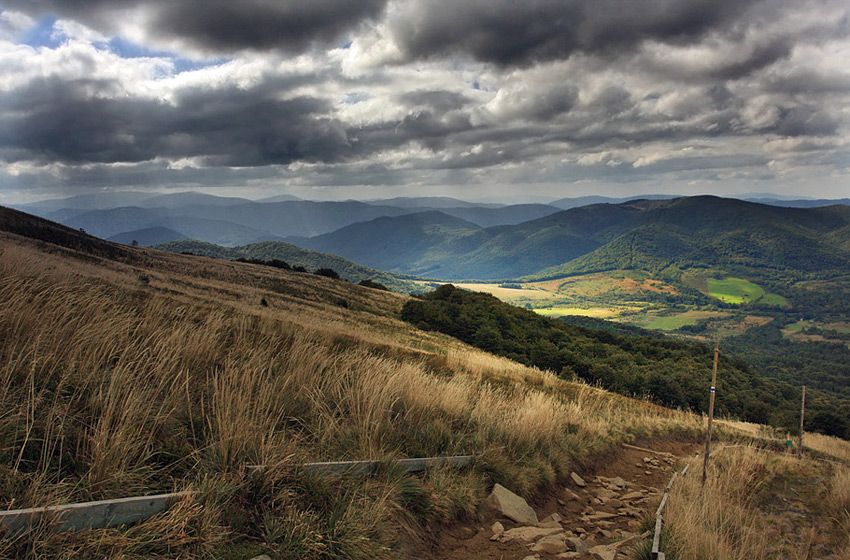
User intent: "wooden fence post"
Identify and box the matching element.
[798,386,806,459]
[702,342,719,486]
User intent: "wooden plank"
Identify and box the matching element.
[655,492,669,518]
[651,516,663,559]
[246,455,475,478]
[0,491,192,534]
[681,463,690,477]
[665,471,678,492]
[4,455,475,535]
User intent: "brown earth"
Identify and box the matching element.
[416,439,700,560]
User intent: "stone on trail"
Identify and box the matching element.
[500,526,564,543]
[620,491,644,501]
[570,472,587,487]
[610,476,628,488]
[582,511,619,522]
[489,521,504,540]
[485,483,538,524]
[531,533,569,554]
[595,488,616,501]
[588,543,618,560]
[567,536,588,553]
[536,513,562,528]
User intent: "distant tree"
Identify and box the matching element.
[358,279,388,291]
[314,268,340,279]
[131,239,139,247]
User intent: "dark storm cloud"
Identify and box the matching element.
[0,76,353,166]
[388,0,764,66]
[772,106,838,137]
[3,0,388,52]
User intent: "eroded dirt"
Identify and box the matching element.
[417,439,700,560]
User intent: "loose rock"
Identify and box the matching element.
[500,526,564,543]
[532,534,569,554]
[490,521,504,540]
[485,483,539,524]
[570,472,587,487]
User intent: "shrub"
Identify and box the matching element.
[314,268,340,279]
[358,279,388,291]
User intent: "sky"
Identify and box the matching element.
[0,0,848,204]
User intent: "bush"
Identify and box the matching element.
[358,279,388,291]
[314,268,340,279]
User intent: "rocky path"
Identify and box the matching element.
[423,439,699,560]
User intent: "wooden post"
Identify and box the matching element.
[798,386,806,459]
[702,342,719,486]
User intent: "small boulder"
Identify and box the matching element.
[500,526,564,543]
[532,534,569,554]
[570,472,587,487]
[567,536,588,554]
[536,513,563,528]
[610,476,628,489]
[588,543,618,560]
[595,488,616,501]
[485,483,538,524]
[490,521,505,541]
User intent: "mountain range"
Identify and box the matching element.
[292,196,850,284]
[12,191,849,250]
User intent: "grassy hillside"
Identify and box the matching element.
[153,238,419,293]
[2,206,716,559]
[402,285,849,436]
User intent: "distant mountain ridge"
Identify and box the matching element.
[290,196,850,284]
[153,239,418,293]
[31,197,560,247]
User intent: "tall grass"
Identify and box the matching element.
[0,236,704,558]
[663,446,848,560]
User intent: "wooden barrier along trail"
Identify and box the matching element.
[0,492,193,535]
[651,462,690,560]
[0,455,475,535]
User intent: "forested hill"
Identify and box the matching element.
[292,196,850,282]
[153,239,417,293]
[530,196,850,281]
[402,284,849,437]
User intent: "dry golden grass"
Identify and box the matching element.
[0,231,706,558]
[663,446,850,560]
[717,419,850,464]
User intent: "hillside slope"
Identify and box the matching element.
[154,238,418,293]
[532,197,850,281]
[1,205,713,559]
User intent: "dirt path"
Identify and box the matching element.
[420,439,700,560]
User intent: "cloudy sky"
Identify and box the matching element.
[0,0,848,203]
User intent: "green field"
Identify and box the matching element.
[646,316,700,330]
[758,293,789,307]
[705,277,788,307]
[707,277,765,303]
[534,306,629,318]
